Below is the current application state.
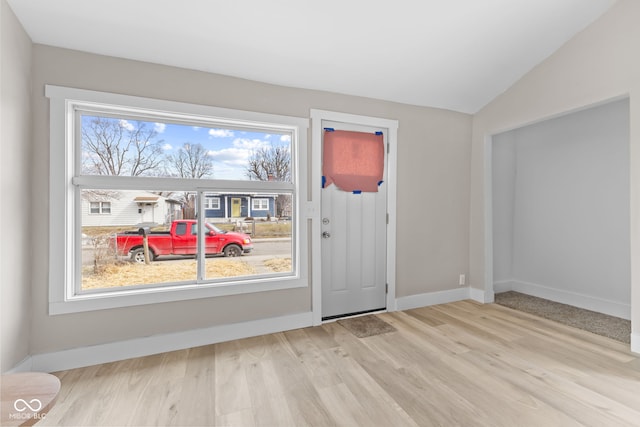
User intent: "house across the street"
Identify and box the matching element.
[203,193,282,221]
[81,189,182,227]
[81,189,283,227]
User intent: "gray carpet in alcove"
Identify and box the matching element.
[495,291,630,343]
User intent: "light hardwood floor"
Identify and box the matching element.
[40,301,640,426]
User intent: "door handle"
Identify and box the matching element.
[322,231,331,239]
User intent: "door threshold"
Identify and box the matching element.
[322,307,386,323]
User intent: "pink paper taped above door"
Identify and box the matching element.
[322,129,384,193]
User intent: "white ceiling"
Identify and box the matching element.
[7,0,616,113]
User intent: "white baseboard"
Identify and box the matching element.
[631,332,640,355]
[397,287,481,311]
[492,280,515,294]
[11,311,313,373]
[6,356,34,374]
[494,279,631,320]
[469,286,494,303]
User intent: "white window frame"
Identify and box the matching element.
[251,198,269,211]
[204,197,220,210]
[47,85,309,315]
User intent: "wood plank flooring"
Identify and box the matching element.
[39,301,640,426]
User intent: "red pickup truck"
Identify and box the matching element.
[111,220,253,263]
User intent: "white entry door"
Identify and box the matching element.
[321,120,388,319]
[140,204,153,223]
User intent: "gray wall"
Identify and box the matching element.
[493,99,630,317]
[472,0,640,348]
[1,0,33,372]
[27,45,471,355]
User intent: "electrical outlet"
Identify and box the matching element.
[459,274,466,286]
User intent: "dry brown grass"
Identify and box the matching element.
[199,222,291,237]
[82,259,256,290]
[82,225,168,237]
[83,221,291,239]
[263,258,292,272]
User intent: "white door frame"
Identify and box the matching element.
[310,109,398,325]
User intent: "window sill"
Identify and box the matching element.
[50,275,307,315]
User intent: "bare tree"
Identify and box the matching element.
[246,146,291,218]
[246,146,291,182]
[81,117,164,176]
[166,143,214,218]
[81,189,122,201]
[166,143,214,179]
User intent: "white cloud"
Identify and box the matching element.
[209,129,235,138]
[280,134,291,142]
[232,138,270,150]
[192,126,200,131]
[206,138,271,179]
[119,119,135,131]
[154,123,166,133]
[208,147,251,166]
[162,143,173,150]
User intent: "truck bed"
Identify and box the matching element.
[119,230,171,235]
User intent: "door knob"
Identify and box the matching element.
[322,231,331,238]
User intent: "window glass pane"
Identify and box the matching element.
[175,223,187,236]
[90,202,100,214]
[81,189,294,291]
[101,202,111,214]
[203,192,293,280]
[80,114,292,182]
[80,188,197,291]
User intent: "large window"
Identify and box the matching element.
[47,86,308,314]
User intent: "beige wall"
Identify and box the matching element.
[29,45,471,355]
[1,0,33,372]
[471,0,639,344]
[395,106,471,296]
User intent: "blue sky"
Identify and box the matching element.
[84,115,291,180]
[157,122,291,180]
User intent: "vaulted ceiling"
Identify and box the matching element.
[7,0,616,113]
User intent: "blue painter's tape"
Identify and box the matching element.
[375,131,383,135]
[324,127,335,132]
[353,190,362,194]
[322,176,326,188]
[378,180,384,186]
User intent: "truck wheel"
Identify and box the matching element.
[224,244,242,257]
[131,248,151,263]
